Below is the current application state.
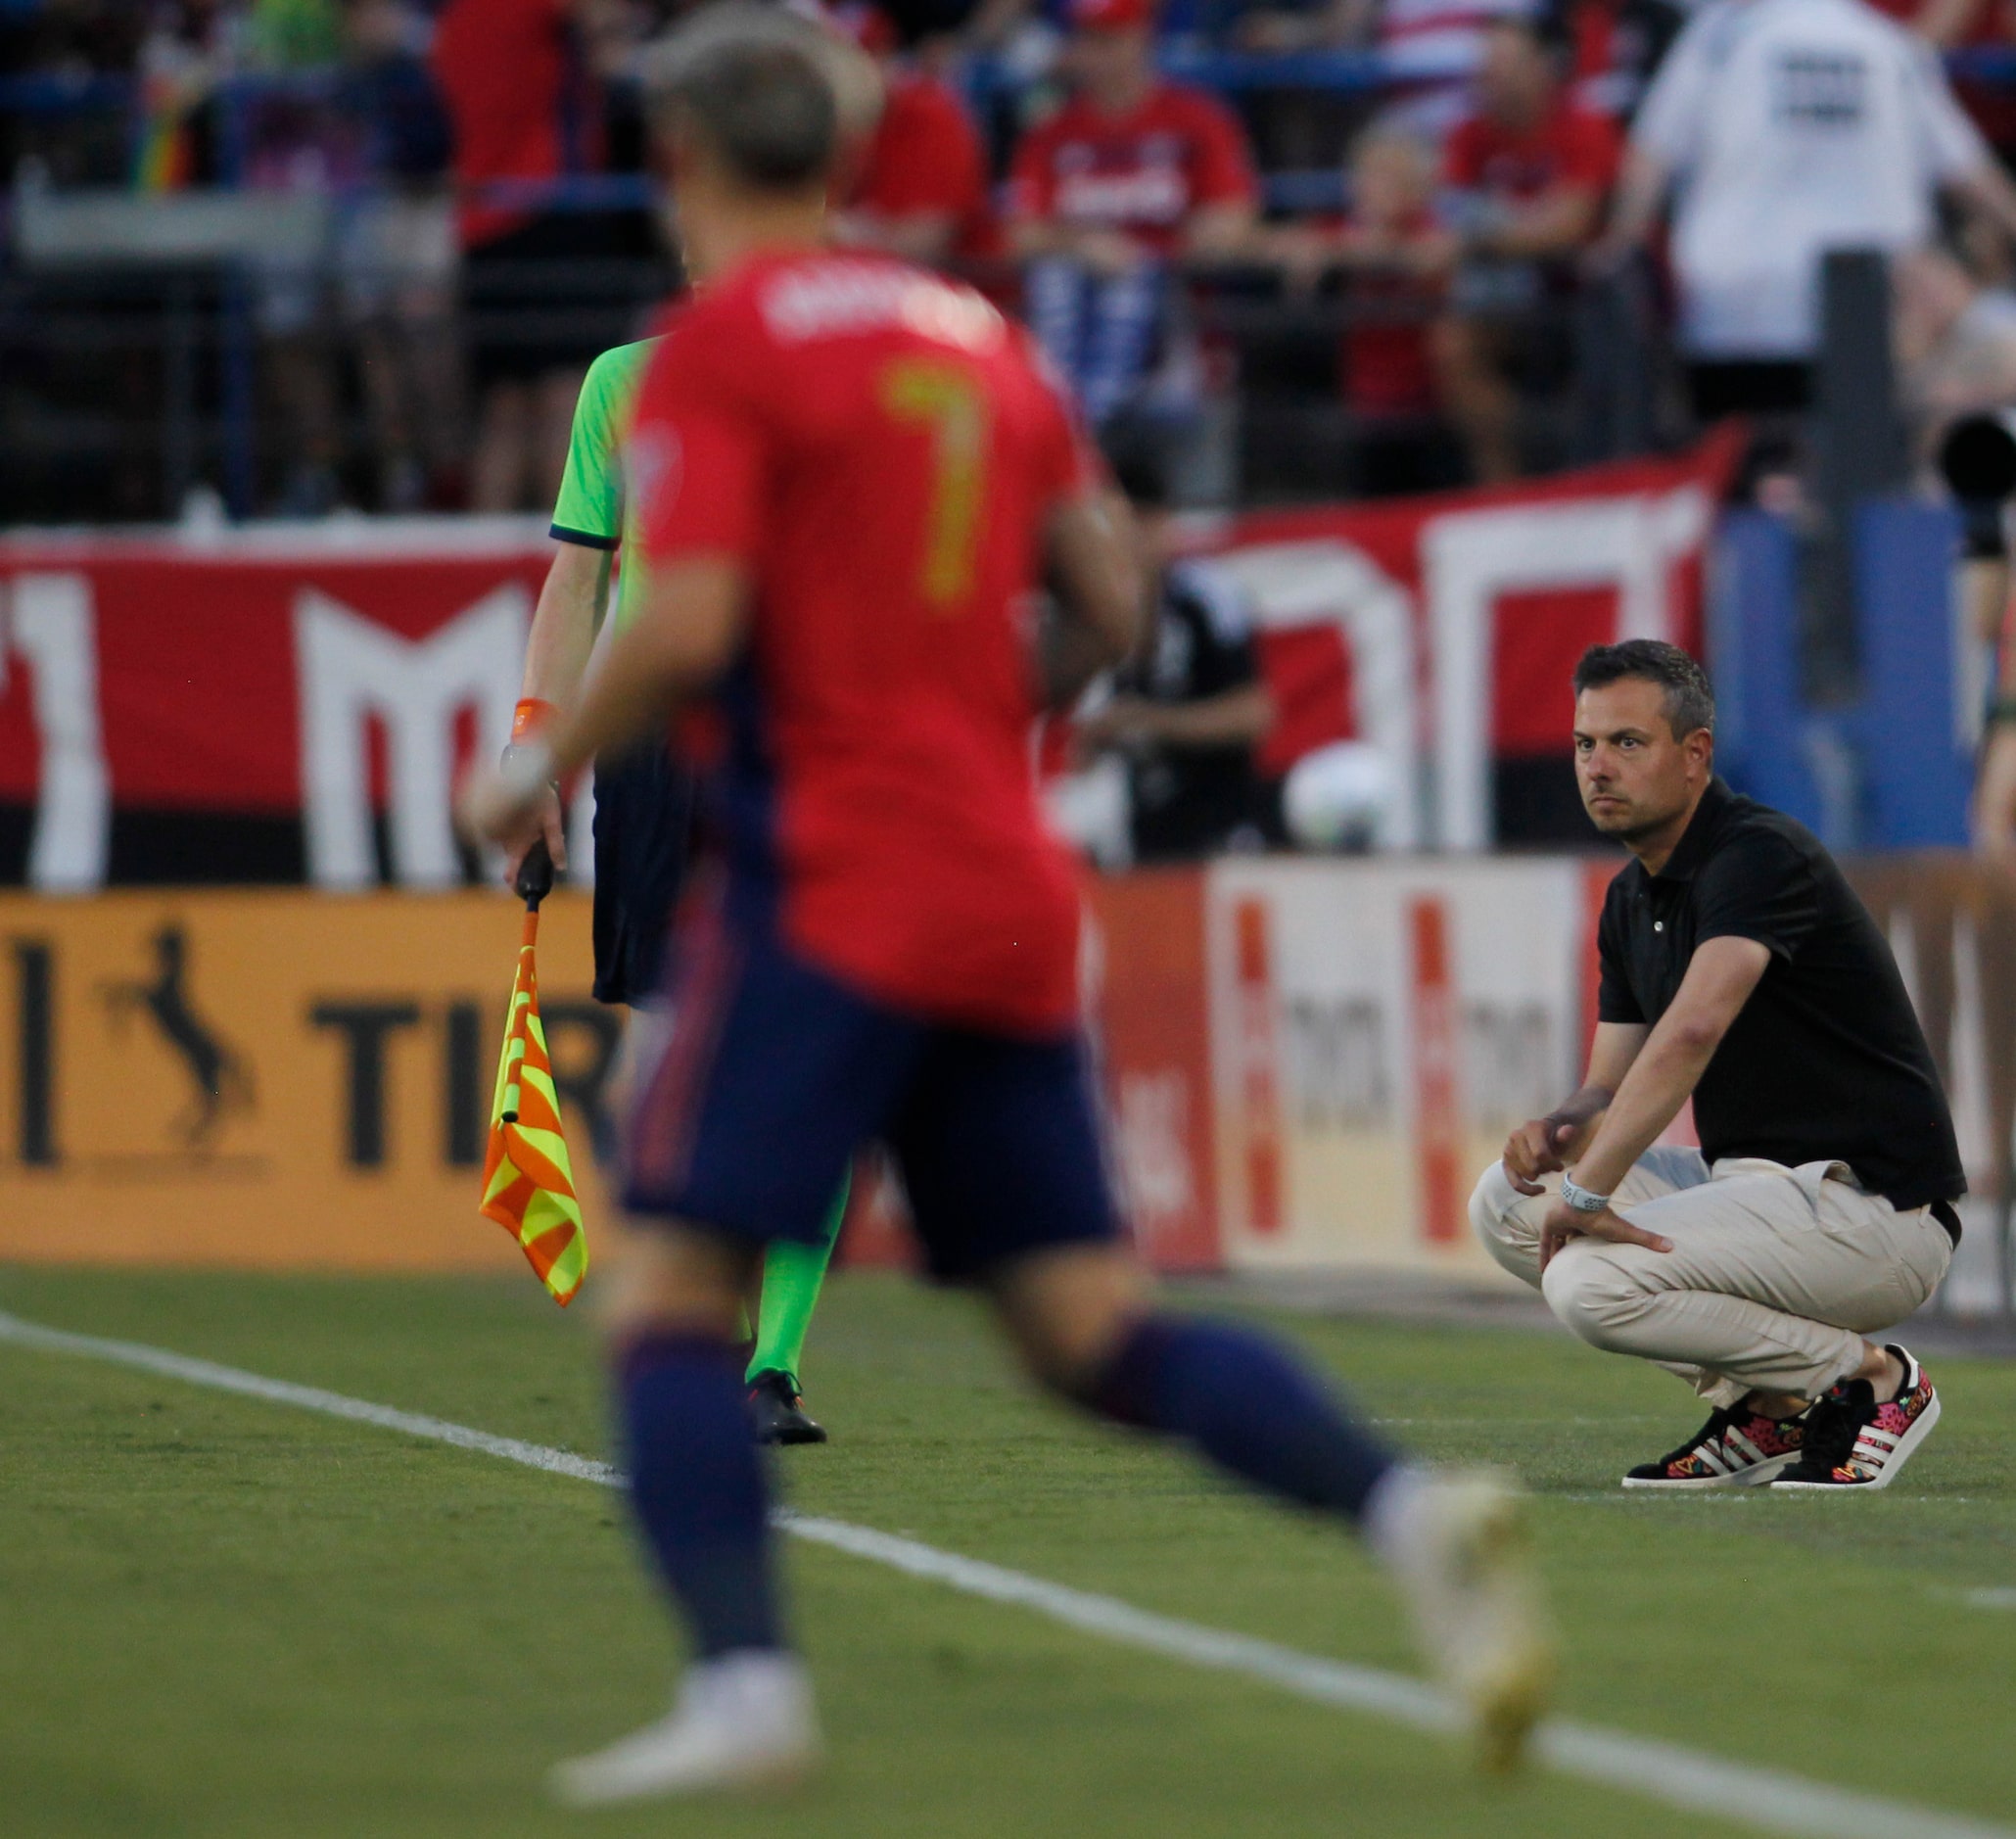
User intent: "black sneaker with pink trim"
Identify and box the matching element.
[1770,1346,1941,1491]
[1620,1402,1807,1490]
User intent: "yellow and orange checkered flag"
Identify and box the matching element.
[480,843,587,1305]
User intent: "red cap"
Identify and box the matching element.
[1070,0,1155,31]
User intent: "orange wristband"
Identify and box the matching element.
[512,697,557,742]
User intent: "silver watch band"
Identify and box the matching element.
[497,739,558,804]
[1560,1174,1613,1214]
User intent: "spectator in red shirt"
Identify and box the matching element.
[1270,126,1454,415]
[1006,0,1258,429]
[432,0,639,513]
[1430,14,1620,480]
[1550,0,1684,124]
[1267,126,1468,495]
[825,4,996,267]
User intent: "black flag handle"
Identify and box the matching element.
[1940,414,2016,561]
[515,837,555,911]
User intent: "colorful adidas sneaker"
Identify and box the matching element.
[1770,1346,1941,1491]
[1620,1402,1806,1489]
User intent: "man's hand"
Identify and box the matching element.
[1270,224,1336,295]
[1502,1116,1582,1195]
[458,743,555,867]
[1539,1197,1673,1272]
[1071,227,1147,278]
[502,786,569,889]
[487,740,567,887]
[1077,694,1160,751]
[1401,225,1463,279]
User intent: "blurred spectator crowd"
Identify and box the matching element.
[9,0,2016,521]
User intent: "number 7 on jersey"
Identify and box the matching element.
[880,355,989,609]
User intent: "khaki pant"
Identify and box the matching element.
[1469,1149,1953,1406]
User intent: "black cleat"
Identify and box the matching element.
[748,1370,827,1446]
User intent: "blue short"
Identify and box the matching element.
[622,912,1121,1282]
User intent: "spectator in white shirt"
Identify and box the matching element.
[1600,0,2016,419]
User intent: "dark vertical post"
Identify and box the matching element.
[12,940,57,1166]
[1806,249,1909,704]
[1571,256,1659,465]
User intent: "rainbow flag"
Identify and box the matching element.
[480,910,587,1305]
[131,73,196,193]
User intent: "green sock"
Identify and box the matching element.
[746,1177,849,1390]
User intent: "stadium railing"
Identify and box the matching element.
[0,44,2007,521]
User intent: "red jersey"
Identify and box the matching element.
[850,71,996,260]
[1444,100,1620,201]
[431,0,596,248]
[629,252,1098,1035]
[1327,211,1444,415]
[1007,82,1257,255]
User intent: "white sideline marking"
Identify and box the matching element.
[1960,1588,2016,1611]
[3,1308,2011,1839]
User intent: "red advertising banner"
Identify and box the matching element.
[1406,895,1465,1247]
[0,532,550,889]
[0,434,1737,888]
[1086,869,1220,1270]
[1210,427,1743,850]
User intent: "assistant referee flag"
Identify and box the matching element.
[480,847,587,1305]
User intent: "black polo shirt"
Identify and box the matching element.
[1596,778,1964,1210]
[1116,558,1264,863]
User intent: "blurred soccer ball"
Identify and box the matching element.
[1283,742,1395,853]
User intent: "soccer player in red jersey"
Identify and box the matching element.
[462,6,1552,1802]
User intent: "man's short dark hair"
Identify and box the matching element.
[643,7,841,192]
[1572,639,1715,738]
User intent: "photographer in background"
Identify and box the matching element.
[1077,449,1275,861]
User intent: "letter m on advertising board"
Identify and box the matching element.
[296,586,530,889]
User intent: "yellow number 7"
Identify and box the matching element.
[880,356,988,608]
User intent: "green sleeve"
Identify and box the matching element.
[548,340,656,549]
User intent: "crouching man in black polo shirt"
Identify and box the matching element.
[1472,640,1965,1490]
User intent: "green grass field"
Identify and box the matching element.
[2,1264,2012,1839]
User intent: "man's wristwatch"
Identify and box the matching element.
[497,739,558,802]
[1559,1174,1613,1215]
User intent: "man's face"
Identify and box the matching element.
[1572,679,1708,841]
[1350,137,1431,227]
[1477,26,1554,125]
[1067,24,1149,96]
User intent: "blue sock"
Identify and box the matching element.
[1088,1316,1397,1522]
[618,1333,784,1659]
